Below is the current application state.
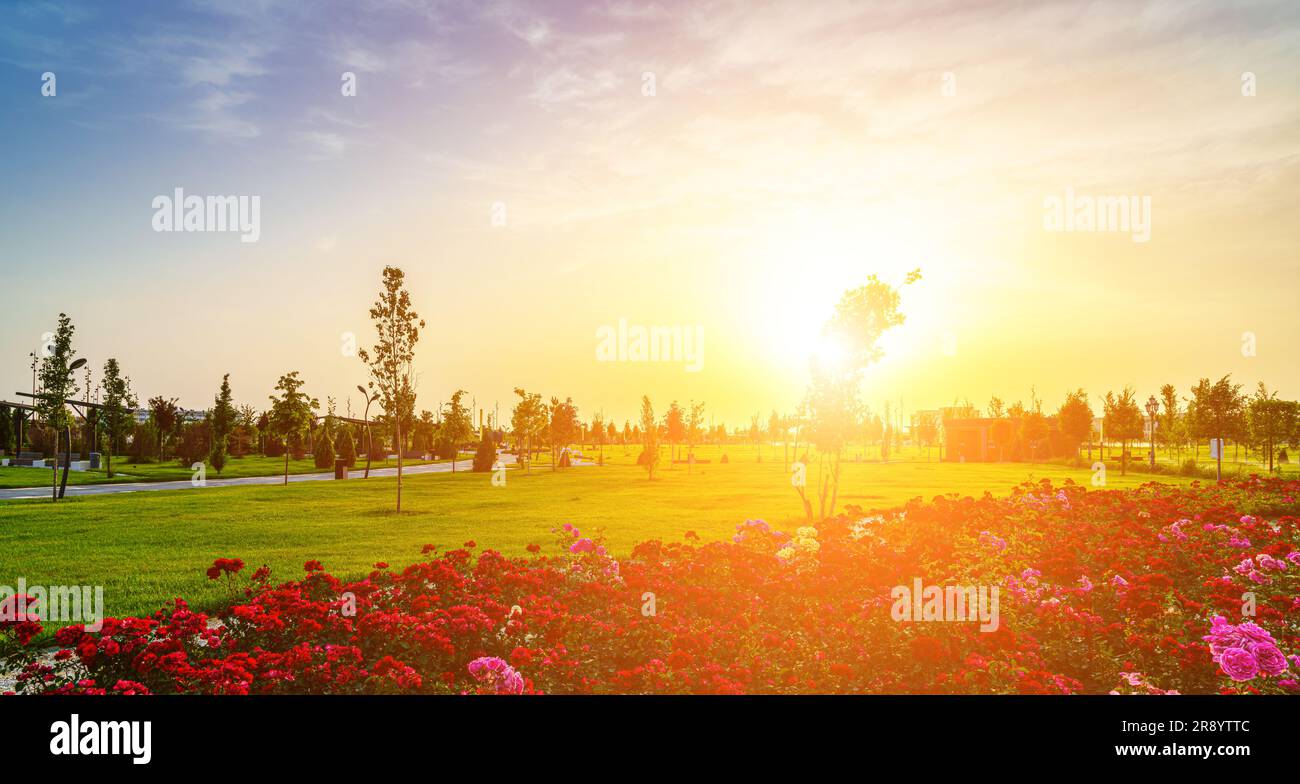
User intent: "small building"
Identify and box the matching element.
[942,417,1018,462]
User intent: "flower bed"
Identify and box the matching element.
[3,477,1298,695]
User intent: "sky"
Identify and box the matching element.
[2,0,1298,427]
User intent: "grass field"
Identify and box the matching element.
[0,454,455,489]
[0,444,1207,626]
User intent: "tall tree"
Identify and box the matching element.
[1158,384,1180,462]
[510,387,546,473]
[1189,375,1245,481]
[800,271,913,519]
[686,400,706,472]
[0,404,12,458]
[638,395,660,479]
[547,396,579,469]
[591,412,606,465]
[99,358,136,478]
[1103,387,1145,476]
[210,374,236,475]
[147,396,180,463]
[357,267,424,511]
[36,313,79,501]
[441,389,473,472]
[1056,389,1093,460]
[1247,382,1290,473]
[664,402,685,465]
[268,371,318,485]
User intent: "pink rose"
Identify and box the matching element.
[1250,643,1289,677]
[1219,647,1259,682]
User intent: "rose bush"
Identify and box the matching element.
[3,476,1297,695]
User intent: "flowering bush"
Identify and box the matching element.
[3,477,1298,695]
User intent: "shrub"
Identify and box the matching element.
[210,443,227,475]
[174,422,209,467]
[264,437,285,458]
[27,425,57,457]
[336,425,356,468]
[313,431,335,469]
[126,423,156,464]
[471,432,495,472]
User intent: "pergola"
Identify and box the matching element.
[9,391,115,497]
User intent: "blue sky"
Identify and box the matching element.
[3,0,1300,423]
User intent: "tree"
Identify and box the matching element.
[638,395,660,479]
[1019,392,1049,462]
[801,368,859,519]
[0,404,12,457]
[510,388,546,473]
[147,396,180,463]
[233,404,258,457]
[1158,384,1180,461]
[36,313,79,501]
[313,400,336,470]
[210,374,236,475]
[748,413,762,463]
[472,429,496,472]
[798,271,914,519]
[987,396,1005,419]
[1056,389,1093,460]
[664,402,685,466]
[547,396,579,469]
[336,423,357,468]
[268,371,318,485]
[591,412,606,465]
[1247,382,1290,473]
[357,266,424,511]
[1189,375,1245,481]
[175,418,210,467]
[99,358,136,478]
[914,410,939,460]
[1102,387,1144,476]
[768,410,786,470]
[441,389,473,472]
[686,400,705,472]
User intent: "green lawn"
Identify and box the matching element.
[0,445,1202,626]
[0,454,454,489]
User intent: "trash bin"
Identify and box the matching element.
[334,459,348,480]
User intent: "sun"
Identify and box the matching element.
[743,207,947,381]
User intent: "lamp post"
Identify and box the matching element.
[1145,395,1159,472]
[357,385,373,480]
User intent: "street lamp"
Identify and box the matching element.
[1145,395,1159,471]
[357,385,373,480]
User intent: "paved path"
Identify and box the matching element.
[0,454,516,501]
